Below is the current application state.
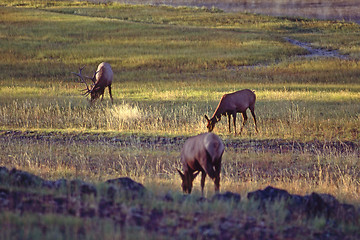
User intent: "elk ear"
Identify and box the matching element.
[204,115,210,122]
[177,169,185,180]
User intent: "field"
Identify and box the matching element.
[0,0,360,239]
[111,0,360,23]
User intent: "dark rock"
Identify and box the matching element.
[106,177,145,192]
[146,208,164,231]
[98,198,114,218]
[199,223,218,239]
[0,166,9,175]
[289,194,307,206]
[0,167,9,184]
[212,191,241,203]
[106,177,146,198]
[53,196,67,214]
[80,182,97,197]
[70,180,97,197]
[53,178,67,189]
[247,186,359,223]
[218,218,240,240]
[305,192,334,218]
[106,185,117,201]
[304,193,357,222]
[317,193,340,208]
[163,192,174,202]
[0,188,9,199]
[20,198,45,214]
[243,216,257,230]
[0,188,10,207]
[41,180,55,188]
[338,203,358,223]
[41,178,67,189]
[9,168,44,187]
[247,186,292,202]
[69,179,83,195]
[127,207,145,226]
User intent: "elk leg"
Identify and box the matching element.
[232,112,237,135]
[240,111,248,134]
[108,85,113,104]
[200,171,206,197]
[227,114,231,133]
[214,163,221,193]
[250,106,258,133]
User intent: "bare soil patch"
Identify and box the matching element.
[1,130,358,155]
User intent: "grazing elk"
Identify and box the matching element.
[205,89,258,135]
[177,133,225,196]
[72,62,113,103]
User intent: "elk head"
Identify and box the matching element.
[204,115,219,132]
[72,66,95,97]
[72,66,100,102]
[177,169,200,194]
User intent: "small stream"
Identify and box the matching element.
[230,37,348,71]
[284,37,348,59]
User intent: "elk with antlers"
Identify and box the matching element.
[72,62,113,103]
[205,89,258,135]
[177,133,225,196]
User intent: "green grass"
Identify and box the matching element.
[1,4,359,141]
[0,212,126,240]
[0,1,360,238]
[1,133,359,238]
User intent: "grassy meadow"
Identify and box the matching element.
[110,0,360,23]
[0,1,360,238]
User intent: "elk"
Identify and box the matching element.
[205,89,258,135]
[177,132,225,196]
[72,62,113,103]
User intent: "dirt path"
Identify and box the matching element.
[1,130,359,155]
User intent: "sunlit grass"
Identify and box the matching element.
[1,134,359,205]
[0,0,359,194]
[1,76,359,140]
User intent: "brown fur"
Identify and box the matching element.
[177,133,225,196]
[72,62,113,104]
[90,62,113,103]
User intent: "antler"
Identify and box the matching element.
[86,70,99,84]
[72,66,92,96]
